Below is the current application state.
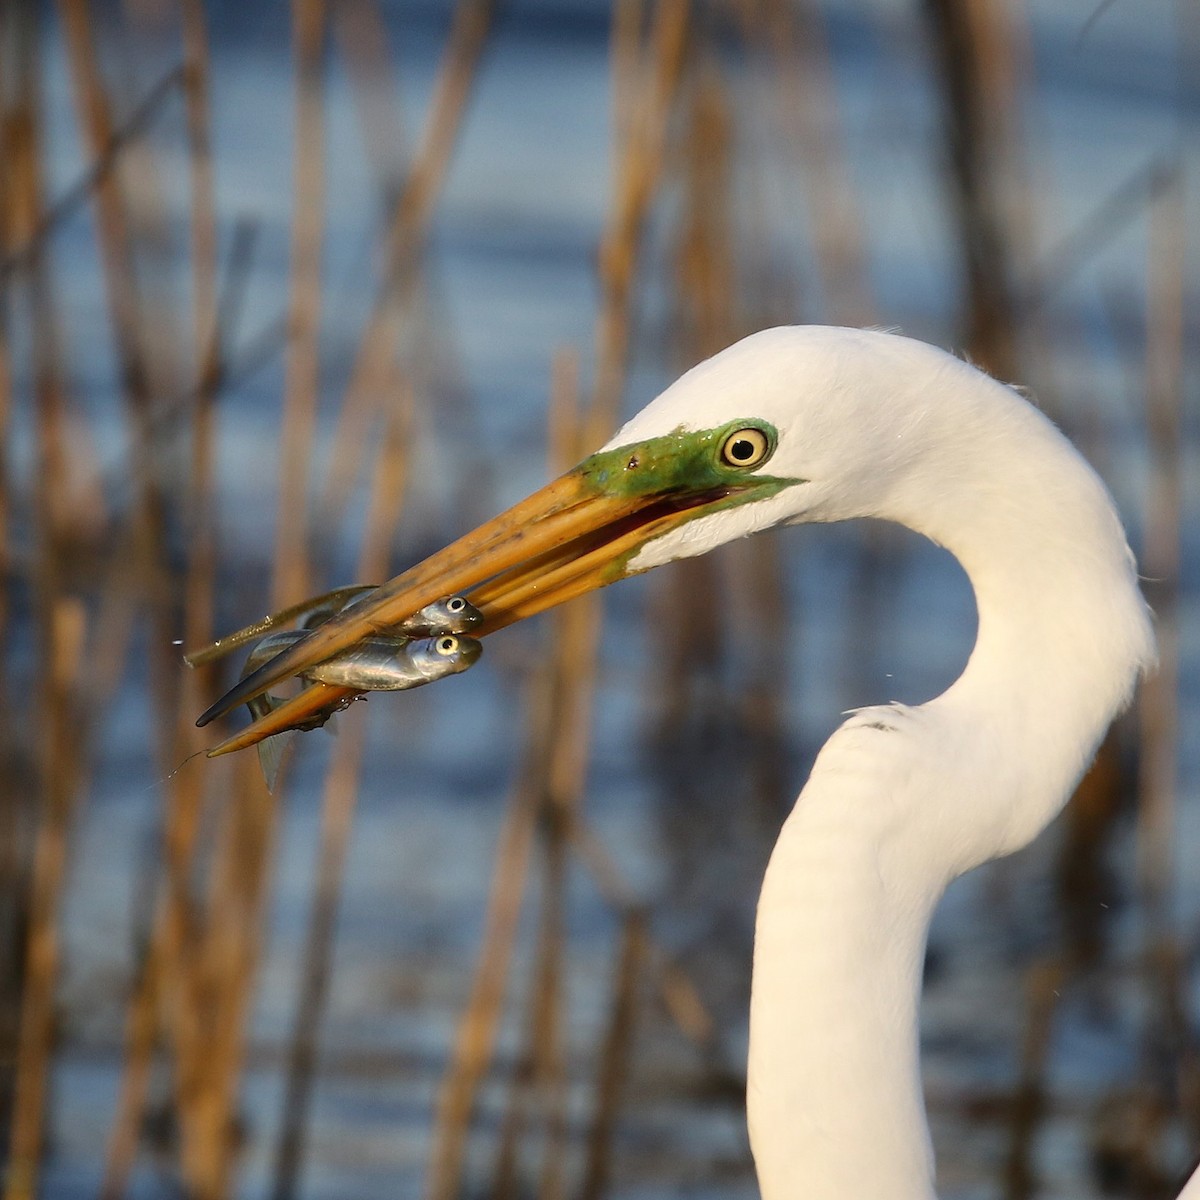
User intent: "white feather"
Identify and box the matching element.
[604,328,1166,1198]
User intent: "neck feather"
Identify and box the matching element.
[748,372,1153,1198]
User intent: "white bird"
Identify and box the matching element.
[201,327,1197,1198]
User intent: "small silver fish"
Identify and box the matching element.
[395,595,483,636]
[306,591,483,637]
[242,627,482,789]
[305,634,481,690]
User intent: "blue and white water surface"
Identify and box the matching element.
[28,0,1199,1196]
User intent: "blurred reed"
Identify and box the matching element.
[1130,163,1192,1185]
[317,0,494,530]
[4,14,78,1196]
[271,383,416,1200]
[272,0,327,609]
[0,1,1192,1199]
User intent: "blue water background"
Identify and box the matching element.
[20,0,1199,1196]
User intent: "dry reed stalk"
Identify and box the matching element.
[100,938,170,1200]
[493,341,721,1196]
[1051,738,1126,973]
[100,4,225,1192]
[609,0,643,164]
[921,0,1021,377]
[318,0,495,526]
[272,0,328,607]
[2,567,148,1188]
[589,0,690,445]
[271,384,416,1200]
[425,666,556,1200]
[489,808,569,1200]
[160,777,234,1190]
[531,355,592,1200]
[0,300,10,686]
[113,757,249,1199]
[26,531,169,1197]
[429,350,616,1198]
[1135,171,1194,1138]
[566,820,713,1046]
[103,739,238,1200]
[663,57,738,733]
[0,0,32,708]
[2,12,90,1193]
[489,351,597,1198]
[269,709,371,1200]
[490,1083,534,1199]
[1002,959,1066,1200]
[55,0,160,442]
[151,25,332,1176]
[55,0,189,752]
[1004,690,1128,1183]
[595,44,715,1041]
[427,356,600,1199]
[752,0,874,326]
[1136,178,1185,926]
[59,16,273,1199]
[0,25,20,1142]
[578,912,648,1200]
[585,20,698,1010]
[331,0,408,199]
[0,63,184,284]
[686,61,785,711]
[4,597,86,1200]
[643,54,782,1050]
[676,59,734,357]
[180,0,221,650]
[168,751,284,1200]
[650,50,734,852]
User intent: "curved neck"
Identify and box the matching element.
[746,379,1152,1198]
[750,802,939,1200]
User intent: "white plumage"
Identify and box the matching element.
[605,328,1175,1197]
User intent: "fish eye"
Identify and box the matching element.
[436,636,458,655]
[720,427,770,469]
[446,597,466,612]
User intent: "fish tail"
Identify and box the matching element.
[248,693,296,790]
[256,728,297,791]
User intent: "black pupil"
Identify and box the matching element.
[730,437,755,461]
[449,599,463,610]
[441,638,453,651]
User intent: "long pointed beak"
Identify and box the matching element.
[199,420,793,756]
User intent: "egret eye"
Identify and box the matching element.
[436,636,458,656]
[720,427,770,468]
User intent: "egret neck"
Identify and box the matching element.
[747,346,1153,1199]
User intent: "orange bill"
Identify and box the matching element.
[201,417,797,757]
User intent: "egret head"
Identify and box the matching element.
[595,325,945,570]
[198,327,979,739]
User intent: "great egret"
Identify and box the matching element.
[199,327,1197,1197]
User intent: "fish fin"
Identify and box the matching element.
[256,729,297,792]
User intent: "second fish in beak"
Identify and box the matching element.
[241,615,482,789]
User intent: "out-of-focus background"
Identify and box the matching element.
[0,0,1196,1197]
